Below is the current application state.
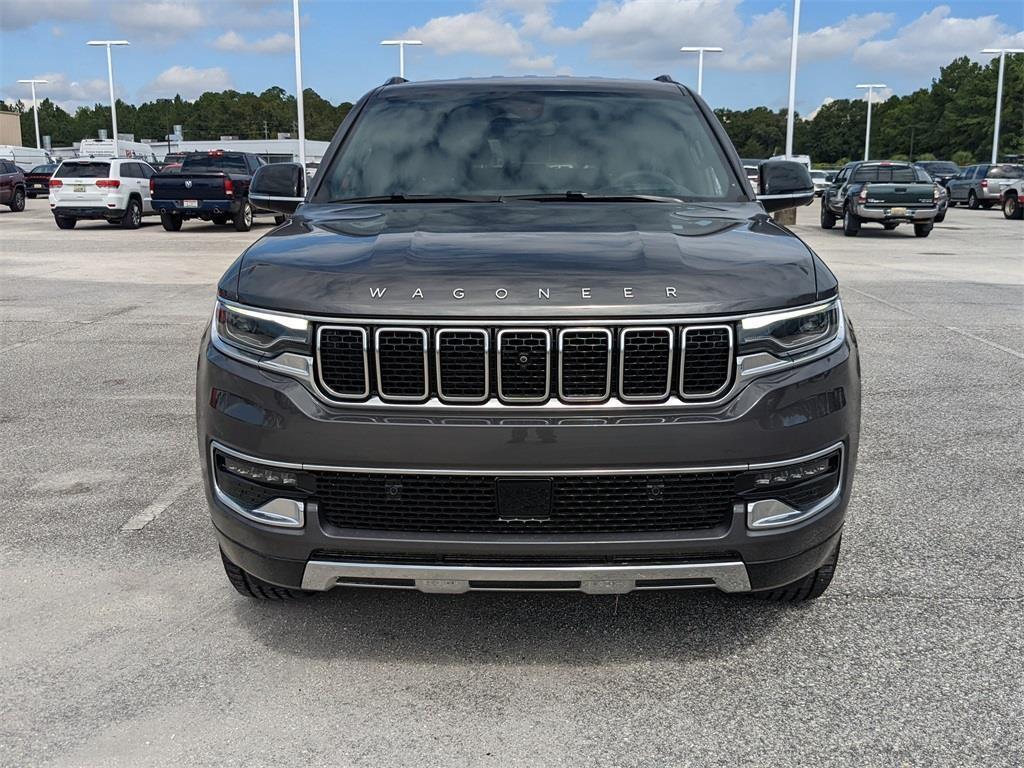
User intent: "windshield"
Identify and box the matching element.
[810,171,827,179]
[30,164,57,173]
[55,162,111,178]
[990,164,1024,179]
[316,87,745,202]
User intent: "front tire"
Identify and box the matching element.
[121,198,142,229]
[934,210,946,223]
[9,188,25,212]
[914,222,933,238]
[233,200,253,232]
[967,191,979,210]
[54,215,76,229]
[1003,194,1023,220]
[819,202,836,229]
[842,206,860,237]
[220,550,311,600]
[161,212,183,231]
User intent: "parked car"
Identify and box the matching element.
[946,163,1024,209]
[740,157,763,189]
[912,160,959,190]
[201,75,858,605]
[150,150,284,231]
[0,159,27,211]
[934,182,948,223]
[809,169,831,197]
[1001,179,1024,220]
[821,160,939,237]
[49,157,158,229]
[25,163,58,197]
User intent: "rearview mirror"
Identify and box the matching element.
[250,162,306,215]
[757,160,815,212]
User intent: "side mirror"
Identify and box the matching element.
[250,162,306,215]
[757,160,815,212]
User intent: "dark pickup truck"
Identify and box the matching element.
[150,150,285,232]
[821,161,939,237]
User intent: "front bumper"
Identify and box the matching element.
[853,204,937,222]
[199,323,860,595]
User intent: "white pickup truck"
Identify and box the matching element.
[1000,178,1023,220]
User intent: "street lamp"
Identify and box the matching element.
[856,83,887,161]
[380,40,423,79]
[679,46,722,96]
[292,0,307,172]
[86,40,129,158]
[784,0,801,158]
[981,48,1024,164]
[16,79,48,149]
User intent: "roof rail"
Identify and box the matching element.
[383,76,409,86]
[654,74,678,84]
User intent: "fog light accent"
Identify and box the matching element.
[753,456,831,487]
[249,497,305,528]
[223,455,298,486]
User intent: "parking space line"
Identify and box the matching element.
[846,286,1023,359]
[121,480,195,532]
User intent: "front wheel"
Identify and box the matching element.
[842,207,860,237]
[54,215,76,229]
[220,550,312,600]
[161,212,183,231]
[914,222,933,238]
[967,191,979,210]
[819,203,836,229]
[121,198,142,229]
[1003,194,1023,220]
[233,200,253,232]
[9,188,25,212]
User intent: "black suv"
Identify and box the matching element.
[198,77,860,603]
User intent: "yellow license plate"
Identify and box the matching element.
[890,207,907,216]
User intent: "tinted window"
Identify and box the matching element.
[55,162,111,178]
[119,163,139,178]
[139,163,155,178]
[30,164,56,173]
[317,87,744,202]
[989,164,1024,179]
[181,154,249,173]
[851,165,918,183]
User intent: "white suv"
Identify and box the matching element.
[49,158,157,230]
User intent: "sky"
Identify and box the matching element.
[1,0,1022,118]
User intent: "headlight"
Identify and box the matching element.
[738,299,841,355]
[214,300,311,356]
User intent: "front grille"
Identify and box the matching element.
[310,550,741,566]
[315,322,735,406]
[314,469,738,533]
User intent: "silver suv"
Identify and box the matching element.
[947,163,1024,210]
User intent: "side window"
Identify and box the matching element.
[978,165,991,179]
[1,161,13,173]
[140,163,155,179]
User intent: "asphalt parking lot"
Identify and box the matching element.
[2,200,1021,767]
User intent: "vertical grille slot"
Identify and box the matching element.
[558,328,612,402]
[317,326,369,399]
[681,325,733,398]
[497,330,551,403]
[374,328,429,401]
[435,329,489,403]
[619,327,673,401]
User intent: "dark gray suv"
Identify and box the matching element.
[198,77,861,603]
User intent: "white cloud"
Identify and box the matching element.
[213,30,293,54]
[854,6,1024,73]
[144,65,233,99]
[1,72,111,111]
[404,9,557,72]
[805,97,835,121]
[0,0,91,31]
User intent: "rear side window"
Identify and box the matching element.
[990,164,1024,179]
[55,162,111,178]
[851,165,917,183]
[119,163,138,178]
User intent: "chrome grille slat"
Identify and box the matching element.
[619,327,674,402]
[316,326,369,399]
[496,329,551,403]
[680,325,734,399]
[435,328,489,403]
[558,328,613,403]
[374,328,429,401]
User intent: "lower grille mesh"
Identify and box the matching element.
[314,470,737,533]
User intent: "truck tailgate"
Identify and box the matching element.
[863,183,934,206]
[151,173,229,200]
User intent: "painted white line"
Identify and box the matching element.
[846,286,1024,359]
[122,480,195,532]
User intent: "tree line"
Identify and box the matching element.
[3,55,1021,166]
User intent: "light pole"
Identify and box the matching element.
[292,0,307,172]
[380,40,423,79]
[679,46,722,96]
[17,79,48,149]
[784,0,801,158]
[87,40,129,157]
[856,83,887,161]
[981,48,1024,164]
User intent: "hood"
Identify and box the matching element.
[231,202,820,318]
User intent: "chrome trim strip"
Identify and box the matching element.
[315,325,369,400]
[747,442,845,529]
[496,329,552,404]
[208,443,305,528]
[209,439,842,477]
[301,560,751,594]
[680,324,735,399]
[558,327,613,403]
[374,327,429,402]
[216,296,838,327]
[435,328,490,404]
[618,326,674,402]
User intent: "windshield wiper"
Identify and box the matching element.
[329,193,499,203]
[500,191,685,203]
